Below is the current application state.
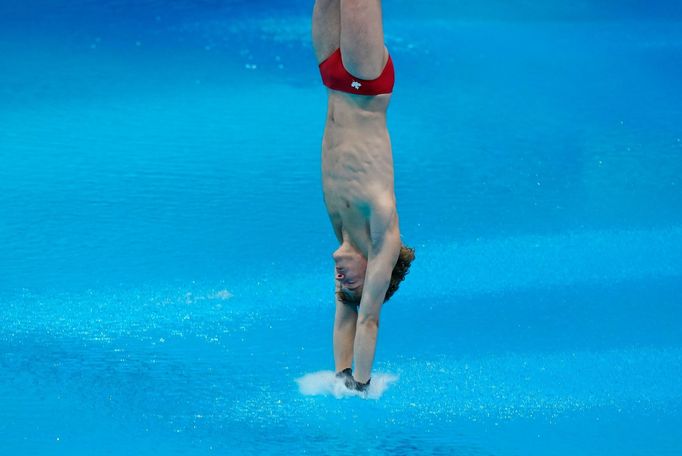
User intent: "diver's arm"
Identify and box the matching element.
[333,274,358,372]
[352,203,401,384]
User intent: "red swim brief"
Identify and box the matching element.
[319,48,394,96]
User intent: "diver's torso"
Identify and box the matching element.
[321,90,396,253]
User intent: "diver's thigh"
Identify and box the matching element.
[339,0,386,79]
[312,0,341,63]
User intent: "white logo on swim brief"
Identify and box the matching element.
[351,81,362,90]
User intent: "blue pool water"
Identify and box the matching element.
[1,1,682,454]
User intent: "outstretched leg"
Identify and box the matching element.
[340,0,386,79]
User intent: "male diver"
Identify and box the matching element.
[313,0,415,393]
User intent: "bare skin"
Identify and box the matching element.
[312,0,401,386]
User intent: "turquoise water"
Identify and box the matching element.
[1,1,682,454]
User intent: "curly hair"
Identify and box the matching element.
[337,244,415,305]
[384,244,415,302]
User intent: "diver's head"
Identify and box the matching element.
[333,241,367,303]
[333,242,415,306]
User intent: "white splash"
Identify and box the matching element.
[295,371,398,400]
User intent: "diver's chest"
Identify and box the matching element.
[322,166,376,216]
[323,182,371,217]
[324,196,373,250]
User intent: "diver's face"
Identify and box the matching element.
[332,242,367,298]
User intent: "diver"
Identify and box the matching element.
[312,0,415,393]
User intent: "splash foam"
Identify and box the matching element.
[295,371,398,400]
